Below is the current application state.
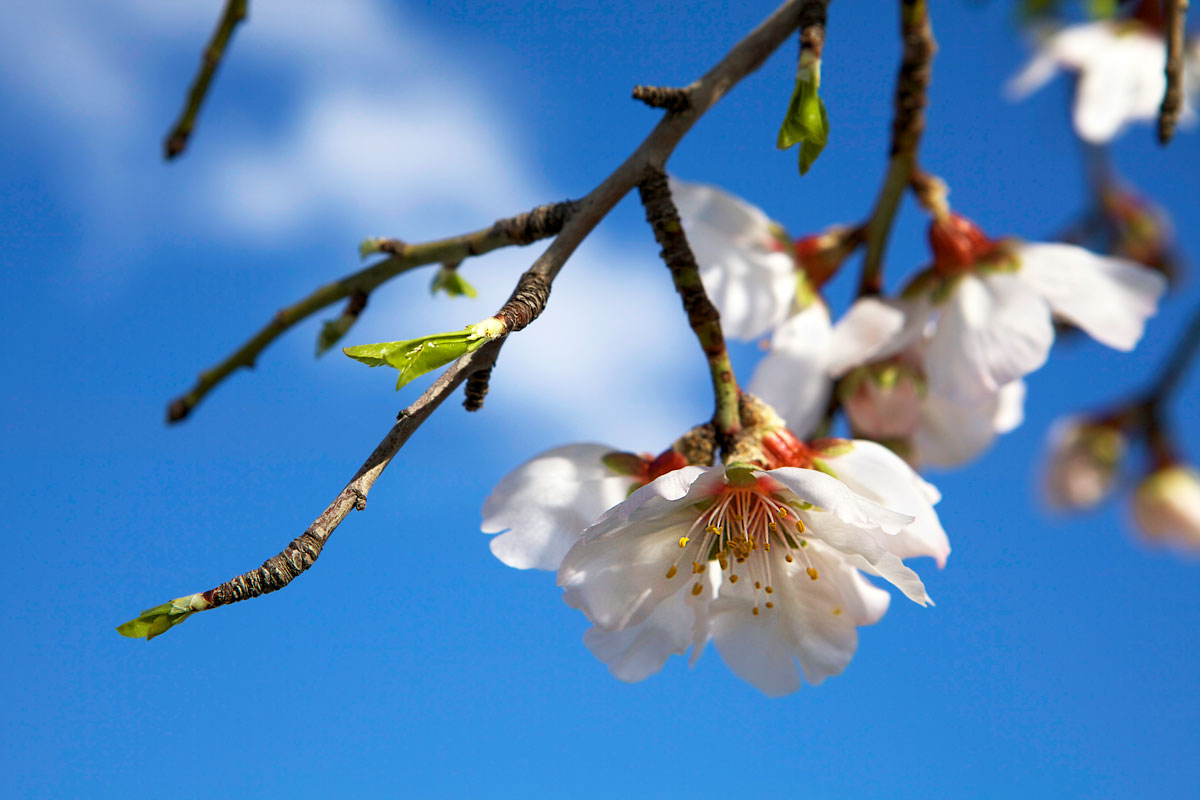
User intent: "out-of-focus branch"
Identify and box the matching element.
[164,0,248,160]
[637,169,741,446]
[122,0,822,637]
[1158,0,1190,145]
[166,201,575,422]
[860,0,935,296]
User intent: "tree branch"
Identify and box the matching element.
[1157,0,1190,145]
[860,0,935,296]
[166,201,575,423]
[164,0,248,160]
[123,0,819,637]
[637,169,741,446]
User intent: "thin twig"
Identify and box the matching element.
[166,201,575,422]
[632,85,691,112]
[125,0,821,634]
[637,169,741,447]
[164,0,248,160]
[1152,301,1200,402]
[860,0,935,296]
[1157,0,1189,145]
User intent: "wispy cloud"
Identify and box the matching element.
[0,0,699,442]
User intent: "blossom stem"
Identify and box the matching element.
[1152,300,1200,402]
[163,0,249,160]
[165,201,575,422]
[860,0,936,296]
[637,169,742,444]
[1157,0,1190,145]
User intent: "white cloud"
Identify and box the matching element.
[0,0,702,443]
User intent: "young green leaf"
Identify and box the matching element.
[343,321,500,391]
[776,60,829,176]
[430,265,478,299]
[116,594,211,641]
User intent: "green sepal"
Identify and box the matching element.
[776,61,829,176]
[724,464,759,487]
[116,594,209,641]
[359,238,387,259]
[810,459,839,480]
[430,266,478,299]
[602,451,646,476]
[794,269,818,311]
[1087,0,1117,20]
[343,322,497,391]
[315,314,357,357]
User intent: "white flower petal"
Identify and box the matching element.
[482,444,634,571]
[748,302,833,438]
[801,512,930,605]
[926,274,1053,402]
[711,602,803,697]
[821,440,951,567]
[993,379,1026,435]
[763,466,915,534]
[669,177,797,341]
[1017,243,1166,351]
[827,297,908,377]
[914,388,1005,469]
[1006,49,1061,100]
[583,590,693,682]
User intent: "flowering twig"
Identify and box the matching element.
[164,0,248,160]
[123,0,822,638]
[637,169,742,445]
[166,201,575,422]
[1150,300,1200,402]
[1158,0,1190,145]
[860,0,935,296]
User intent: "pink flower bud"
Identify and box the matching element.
[840,363,925,441]
[1043,420,1126,510]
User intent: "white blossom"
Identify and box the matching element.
[669,176,797,341]
[557,450,944,696]
[1007,21,1197,143]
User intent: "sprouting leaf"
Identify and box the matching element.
[316,314,357,357]
[343,320,502,391]
[116,594,210,641]
[430,265,478,299]
[777,60,829,176]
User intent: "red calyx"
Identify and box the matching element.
[762,428,814,469]
[1131,0,1164,32]
[645,449,688,483]
[928,212,993,275]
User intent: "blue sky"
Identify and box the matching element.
[2,1,1199,797]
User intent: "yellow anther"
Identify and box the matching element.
[736,557,745,564]
[692,582,703,596]
[799,539,808,548]
[832,607,842,616]
[795,519,805,533]
[765,585,774,594]
[807,567,818,581]
[765,602,774,609]
[768,521,779,533]
[755,581,761,590]
[665,565,677,579]
[690,561,703,574]
[752,607,760,616]
[678,536,690,548]
[764,541,771,551]
[778,507,789,518]
[729,574,739,584]
[706,524,721,535]
[718,557,729,570]
[785,554,794,563]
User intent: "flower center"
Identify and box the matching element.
[666,484,819,615]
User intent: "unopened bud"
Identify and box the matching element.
[1043,419,1126,510]
[793,225,864,288]
[1132,465,1200,548]
[928,212,992,274]
[840,362,925,440]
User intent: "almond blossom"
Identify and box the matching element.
[556,435,945,696]
[750,293,1026,468]
[1007,19,1199,143]
[905,213,1166,404]
[668,177,798,341]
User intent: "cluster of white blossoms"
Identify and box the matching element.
[1007,11,1200,143]
[481,178,1166,696]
